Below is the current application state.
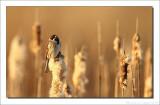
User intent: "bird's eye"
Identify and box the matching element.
[50,35,55,40]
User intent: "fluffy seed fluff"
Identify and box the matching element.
[113,36,121,53]
[132,33,142,64]
[72,51,88,96]
[49,57,67,97]
[119,55,131,89]
[8,35,27,97]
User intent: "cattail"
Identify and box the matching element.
[120,55,131,89]
[113,21,121,97]
[97,21,103,97]
[8,35,27,97]
[144,48,152,97]
[31,22,41,55]
[113,36,121,54]
[72,48,88,97]
[49,55,67,97]
[131,34,140,98]
[119,34,131,97]
[113,21,121,54]
[132,18,142,97]
[30,21,42,97]
[132,33,142,64]
[132,18,142,63]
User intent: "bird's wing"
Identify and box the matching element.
[45,42,49,73]
[45,59,49,73]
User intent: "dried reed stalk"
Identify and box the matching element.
[49,55,67,97]
[131,63,136,97]
[97,21,103,97]
[132,18,142,97]
[144,48,152,97]
[113,21,121,97]
[31,22,42,97]
[8,35,27,97]
[72,47,88,97]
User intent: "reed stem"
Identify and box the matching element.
[122,88,124,97]
[97,21,102,97]
[114,53,119,97]
[136,17,138,33]
[131,64,135,97]
[138,60,141,97]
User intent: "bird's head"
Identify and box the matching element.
[49,34,60,44]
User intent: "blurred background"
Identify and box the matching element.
[6,6,152,98]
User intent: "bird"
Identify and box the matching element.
[45,34,61,73]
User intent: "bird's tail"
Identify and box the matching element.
[45,59,49,73]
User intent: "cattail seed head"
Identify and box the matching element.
[8,35,27,97]
[119,55,131,89]
[72,49,88,96]
[113,36,121,53]
[31,22,42,54]
[49,56,67,97]
[132,33,142,64]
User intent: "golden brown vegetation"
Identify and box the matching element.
[6,7,152,98]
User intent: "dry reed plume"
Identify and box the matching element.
[72,48,88,97]
[8,35,27,97]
